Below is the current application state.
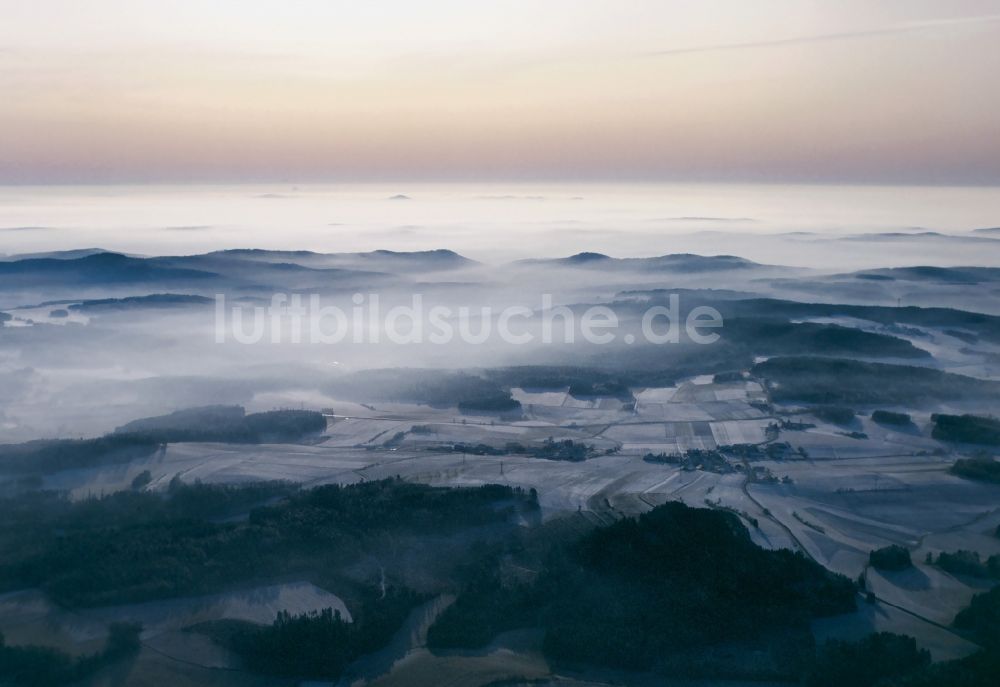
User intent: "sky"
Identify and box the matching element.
[1,0,1000,185]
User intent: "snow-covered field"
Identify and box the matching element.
[20,377,1000,666]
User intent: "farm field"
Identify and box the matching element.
[26,374,1000,673]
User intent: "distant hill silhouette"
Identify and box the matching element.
[516,252,763,272]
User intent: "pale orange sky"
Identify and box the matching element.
[2,0,999,184]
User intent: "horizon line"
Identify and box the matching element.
[2,178,1000,190]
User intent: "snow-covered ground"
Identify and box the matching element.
[18,377,1000,665]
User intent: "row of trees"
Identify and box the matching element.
[950,455,1000,484]
[115,406,327,443]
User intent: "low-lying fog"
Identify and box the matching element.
[1,182,998,441]
[3,182,999,268]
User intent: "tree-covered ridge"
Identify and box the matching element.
[719,318,929,359]
[0,434,160,475]
[0,478,996,684]
[0,406,327,475]
[485,366,636,398]
[803,633,930,687]
[701,297,1000,345]
[753,357,1000,405]
[0,479,535,607]
[429,502,856,676]
[326,369,518,410]
[114,405,327,443]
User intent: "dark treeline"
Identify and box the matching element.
[876,649,1000,686]
[115,405,326,443]
[1,473,996,683]
[949,455,1000,484]
[0,479,535,607]
[428,502,856,679]
[611,293,974,356]
[869,545,913,571]
[700,297,1000,345]
[521,438,591,461]
[484,366,636,398]
[326,369,519,410]
[713,370,745,383]
[0,622,141,687]
[584,340,751,385]
[719,319,928,359]
[202,587,424,680]
[458,397,522,413]
[424,497,1000,684]
[954,586,1000,648]
[754,357,1000,405]
[872,410,913,426]
[928,550,1000,579]
[803,633,930,687]
[0,407,326,476]
[810,406,856,425]
[804,574,1000,686]
[611,296,1000,368]
[445,438,593,461]
[68,293,213,312]
[0,480,293,535]
[0,434,159,475]
[932,414,1000,445]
